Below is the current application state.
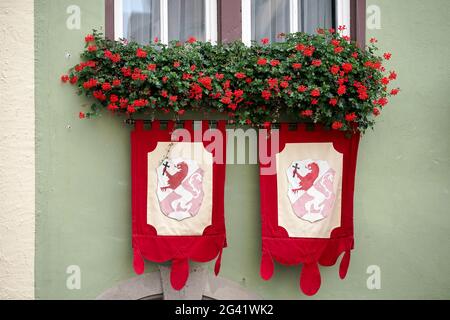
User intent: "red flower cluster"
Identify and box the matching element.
[75,60,96,72]
[136,48,147,58]
[104,50,121,63]
[198,76,213,90]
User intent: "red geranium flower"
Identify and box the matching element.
[292,63,302,70]
[61,75,69,83]
[331,39,340,47]
[337,85,347,96]
[187,36,197,43]
[102,82,112,91]
[235,72,246,79]
[234,89,244,98]
[270,59,280,67]
[109,94,119,103]
[261,90,271,100]
[87,45,97,52]
[85,34,95,42]
[173,61,181,68]
[310,88,320,97]
[83,78,98,89]
[190,65,197,72]
[261,38,269,44]
[112,79,121,87]
[342,63,353,73]
[345,113,357,122]
[93,90,106,101]
[107,103,118,111]
[69,76,78,84]
[257,58,267,65]
[330,65,340,75]
[221,97,232,104]
[301,110,313,117]
[312,59,322,67]
[329,98,338,106]
[332,121,343,130]
[303,46,315,57]
[147,64,157,71]
[215,73,224,80]
[136,48,147,58]
[384,52,392,60]
[79,112,86,119]
[389,71,397,80]
[228,104,237,111]
[169,95,178,102]
[373,108,380,116]
[334,46,344,54]
[381,77,390,85]
[296,43,306,52]
[391,88,400,95]
[297,85,307,93]
[280,81,289,89]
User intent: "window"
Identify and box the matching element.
[242,0,350,45]
[114,0,217,44]
[106,0,359,46]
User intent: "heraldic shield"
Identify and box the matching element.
[259,123,360,296]
[131,120,227,290]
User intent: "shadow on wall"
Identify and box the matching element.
[97,266,262,300]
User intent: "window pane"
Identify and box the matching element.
[298,0,333,34]
[123,0,161,44]
[168,0,205,42]
[251,0,290,43]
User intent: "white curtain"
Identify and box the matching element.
[298,0,333,34]
[251,0,290,43]
[123,0,161,44]
[251,0,334,42]
[168,0,205,42]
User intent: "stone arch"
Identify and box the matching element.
[97,266,261,300]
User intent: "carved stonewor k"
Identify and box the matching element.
[131,120,227,291]
[259,123,360,296]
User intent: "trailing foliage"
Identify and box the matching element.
[62,29,399,132]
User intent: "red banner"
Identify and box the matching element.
[131,120,227,290]
[259,124,360,295]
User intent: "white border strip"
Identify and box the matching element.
[114,0,123,40]
[336,0,351,37]
[241,0,252,46]
[205,0,218,44]
[289,0,299,33]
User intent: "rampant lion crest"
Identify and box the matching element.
[156,158,204,221]
[286,159,336,223]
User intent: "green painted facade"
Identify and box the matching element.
[36,0,450,299]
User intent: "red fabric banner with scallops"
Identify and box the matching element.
[131,120,227,290]
[259,124,360,295]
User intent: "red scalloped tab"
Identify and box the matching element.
[260,251,275,281]
[300,262,321,296]
[170,258,190,291]
[214,249,223,276]
[339,250,351,279]
[132,247,145,275]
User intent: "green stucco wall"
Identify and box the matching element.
[36,0,450,299]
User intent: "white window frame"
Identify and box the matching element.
[241,0,350,46]
[114,0,217,44]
